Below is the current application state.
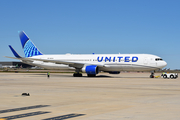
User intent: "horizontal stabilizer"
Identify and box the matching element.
[4,56,33,62]
[4,56,22,60]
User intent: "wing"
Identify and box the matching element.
[23,57,105,67]
[4,56,105,68]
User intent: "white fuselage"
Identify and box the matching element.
[23,54,167,72]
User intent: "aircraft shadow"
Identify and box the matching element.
[46,74,149,78]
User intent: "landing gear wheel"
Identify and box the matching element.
[87,74,96,77]
[73,73,82,77]
[150,75,154,78]
[150,72,154,78]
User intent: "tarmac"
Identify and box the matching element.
[0,72,180,120]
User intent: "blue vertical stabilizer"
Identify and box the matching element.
[19,31,43,57]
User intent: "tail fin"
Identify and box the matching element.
[9,45,22,58]
[19,31,43,57]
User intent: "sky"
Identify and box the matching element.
[0,0,180,69]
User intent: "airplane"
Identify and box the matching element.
[5,31,167,77]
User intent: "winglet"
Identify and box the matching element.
[8,45,21,58]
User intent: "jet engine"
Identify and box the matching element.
[82,65,99,77]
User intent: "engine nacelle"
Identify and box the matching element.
[82,65,99,75]
[108,71,120,74]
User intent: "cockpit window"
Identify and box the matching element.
[155,58,163,61]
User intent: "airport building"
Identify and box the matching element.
[0,61,33,68]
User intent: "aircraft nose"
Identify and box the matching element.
[163,61,167,67]
[157,61,167,68]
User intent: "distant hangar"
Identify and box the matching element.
[0,61,33,68]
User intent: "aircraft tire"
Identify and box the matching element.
[87,74,96,77]
[150,75,154,78]
[73,73,82,77]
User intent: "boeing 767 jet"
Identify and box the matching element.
[5,31,167,77]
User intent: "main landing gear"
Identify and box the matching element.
[73,73,82,77]
[150,71,154,78]
[73,69,82,77]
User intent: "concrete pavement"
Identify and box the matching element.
[0,72,180,120]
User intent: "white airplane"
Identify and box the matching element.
[5,31,167,77]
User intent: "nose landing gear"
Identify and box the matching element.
[150,71,154,78]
